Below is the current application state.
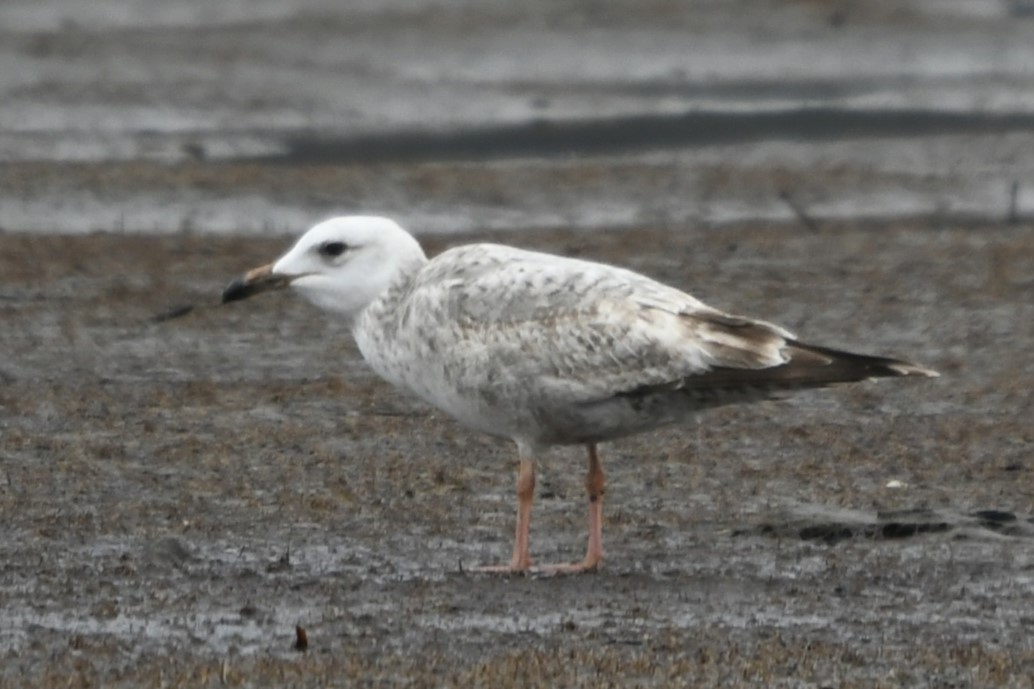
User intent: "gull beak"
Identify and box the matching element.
[222,263,291,303]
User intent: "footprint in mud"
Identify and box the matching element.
[142,536,196,570]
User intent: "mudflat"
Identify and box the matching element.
[2,216,1032,687]
[4,0,1034,685]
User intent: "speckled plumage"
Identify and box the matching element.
[224,216,937,572]
[350,238,934,456]
[359,242,774,452]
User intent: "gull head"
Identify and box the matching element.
[222,216,427,320]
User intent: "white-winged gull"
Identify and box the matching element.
[223,216,938,574]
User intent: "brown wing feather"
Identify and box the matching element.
[686,341,936,389]
[620,340,938,398]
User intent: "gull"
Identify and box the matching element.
[223,216,937,574]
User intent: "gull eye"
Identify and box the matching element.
[319,241,348,258]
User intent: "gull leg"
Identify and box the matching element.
[541,443,605,574]
[476,457,535,573]
[583,443,605,567]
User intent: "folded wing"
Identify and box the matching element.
[400,244,936,407]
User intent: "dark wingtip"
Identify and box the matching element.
[884,362,940,378]
[787,342,940,383]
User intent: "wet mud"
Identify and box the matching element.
[2,219,1033,687]
[3,0,1034,684]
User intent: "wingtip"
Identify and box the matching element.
[888,362,940,378]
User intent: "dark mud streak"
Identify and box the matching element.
[797,522,953,545]
[256,109,1034,164]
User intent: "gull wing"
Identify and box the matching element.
[396,243,934,407]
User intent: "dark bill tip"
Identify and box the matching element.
[221,263,290,303]
[221,277,257,303]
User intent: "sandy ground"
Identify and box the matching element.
[2,216,1033,687]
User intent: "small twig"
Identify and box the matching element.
[778,189,820,232]
[150,301,232,323]
[294,625,309,652]
[151,303,196,322]
[368,409,426,418]
[1008,180,1020,225]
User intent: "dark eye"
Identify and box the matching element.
[319,241,348,258]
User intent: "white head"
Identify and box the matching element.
[223,216,427,321]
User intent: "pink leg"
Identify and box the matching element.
[477,458,535,573]
[541,443,605,574]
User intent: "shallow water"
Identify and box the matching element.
[2,0,1034,236]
